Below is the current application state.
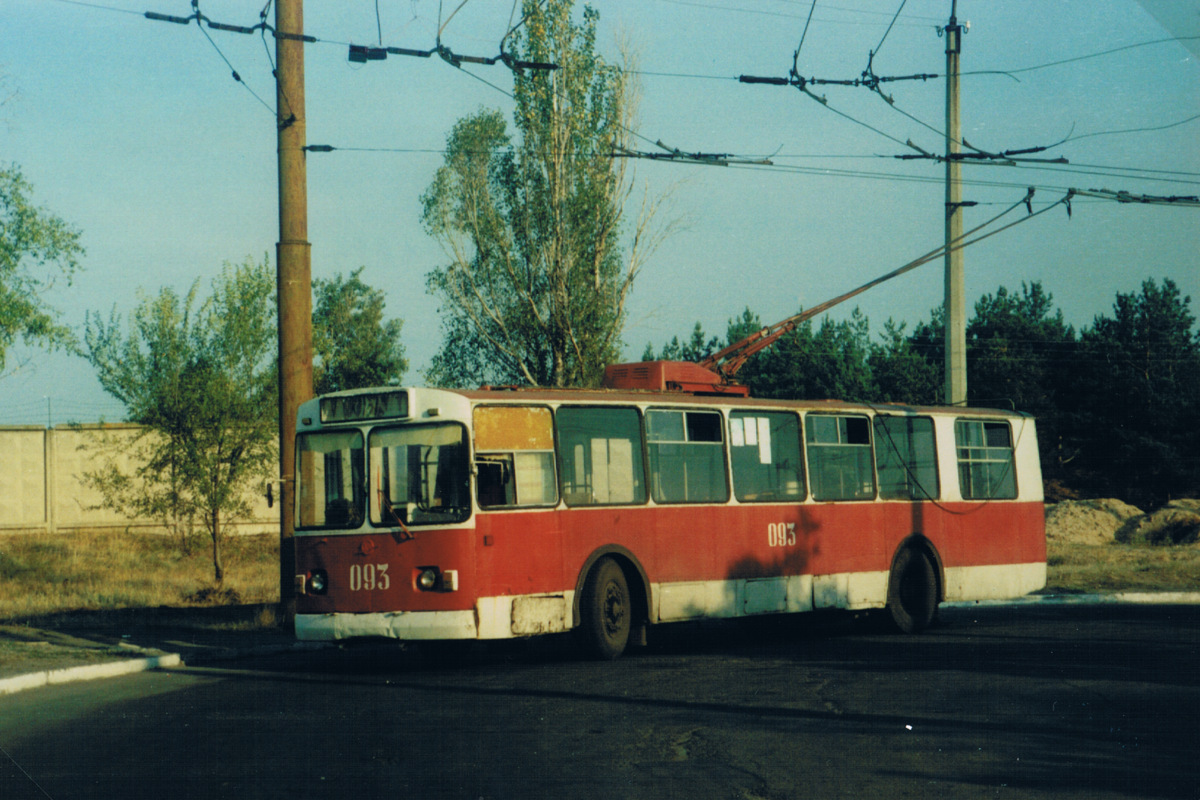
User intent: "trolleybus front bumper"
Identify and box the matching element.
[296,610,478,642]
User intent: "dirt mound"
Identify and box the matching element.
[1045,499,1144,545]
[1116,502,1200,545]
[1166,499,1200,514]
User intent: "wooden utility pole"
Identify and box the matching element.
[943,2,966,406]
[275,0,313,623]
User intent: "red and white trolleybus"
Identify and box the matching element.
[291,369,1046,658]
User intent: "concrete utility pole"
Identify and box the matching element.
[943,2,966,406]
[275,0,313,623]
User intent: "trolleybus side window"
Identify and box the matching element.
[473,405,558,508]
[955,419,1017,500]
[370,423,470,525]
[874,416,939,500]
[296,430,365,529]
[555,406,646,506]
[805,414,875,501]
[729,410,805,502]
[645,409,729,504]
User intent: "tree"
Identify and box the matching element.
[869,318,940,405]
[886,283,1077,412]
[967,282,1076,412]
[642,321,719,362]
[1065,278,1200,505]
[84,257,277,584]
[421,0,666,388]
[312,268,407,394]
[733,307,876,402]
[0,165,84,377]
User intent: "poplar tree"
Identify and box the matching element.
[422,0,665,388]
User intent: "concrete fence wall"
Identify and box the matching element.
[0,425,279,535]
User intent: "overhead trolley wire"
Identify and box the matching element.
[48,0,142,15]
[189,1,276,115]
[801,189,1074,315]
[871,0,907,57]
[791,1,818,75]
[1065,112,1200,143]
[967,34,1200,78]
[57,0,1200,206]
[656,0,940,26]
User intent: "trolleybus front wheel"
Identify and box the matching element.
[578,557,631,659]
[886,548,938,634]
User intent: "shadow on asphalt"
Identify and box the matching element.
[200,603,1200,693]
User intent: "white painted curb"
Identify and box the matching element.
[3,594,1197,697]
[945,591,1200,608]
[0,653,182,696]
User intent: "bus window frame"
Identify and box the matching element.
[294,428,367,532]
[727,408,806,503]
[368,419,473,527]
[954,417,1019,501]
[873,414,940,501]
[803,412,878,502]
[472,403,560,511]
[644,406,731,505]
[554,404,650,508]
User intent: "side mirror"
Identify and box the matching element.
[265,481,274,508]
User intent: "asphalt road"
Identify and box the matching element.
[2,603,1197,800]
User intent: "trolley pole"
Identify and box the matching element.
[275,0,313,624]
[943,2,966,406]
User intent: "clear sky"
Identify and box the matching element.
[1,0,1197,425]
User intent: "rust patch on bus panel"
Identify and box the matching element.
[473,406,554,451]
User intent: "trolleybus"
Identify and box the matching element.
[291,381,1046,658]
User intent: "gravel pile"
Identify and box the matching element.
[1115,500,1200,545]
[1045,499,1144,545]
[1047,498,1200,546]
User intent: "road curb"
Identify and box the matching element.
[3,594,1198,697]
[0,653,182,696]
[0,641,328,697]
[945,591,1200,608]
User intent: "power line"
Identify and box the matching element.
[1066,112,1200,143]
[437,0,474,42]
[966,34,1200,78]
[47,0,142,15]
[191,1,276,115]
[655,0,941,25]
[627,69,739,81]
[871,0,908,57]
[306,133,1199,201]
[1072,189,1199,207]
[792,1,818,74]
[48,0,1200,207]
[70,0,1200,162]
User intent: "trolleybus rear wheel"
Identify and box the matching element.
[887,548,937,634]
[578,557,631,659]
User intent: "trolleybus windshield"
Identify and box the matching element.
[369,422,470,526]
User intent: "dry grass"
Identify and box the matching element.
[0,529,278,621]
[1045,538,1200,594]
[1,529,1194,622]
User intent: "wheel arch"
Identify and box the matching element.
[571,546,651,630]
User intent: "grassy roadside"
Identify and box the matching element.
[0,529,278,622]
[0,528,1195,681]
[1044,537,1200,594]
[1,528,1195,624]
[0,531,282,680]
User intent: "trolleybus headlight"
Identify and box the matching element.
[417,568,439,591]
[309,570,328,595]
